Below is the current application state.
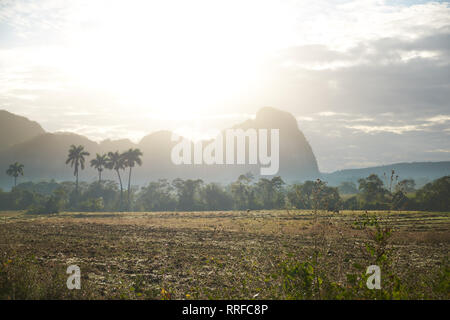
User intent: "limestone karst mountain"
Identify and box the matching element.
[0,108,448,189]
[0,107,321,188]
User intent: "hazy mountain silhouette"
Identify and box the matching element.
[0,108,448,190]
[0,107,321,188]
[233,107,319,179]
[99,138,137,152]
[0,110,45,151]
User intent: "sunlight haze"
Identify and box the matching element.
[0,0,449,171]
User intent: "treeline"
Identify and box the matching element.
[0,172,448,213]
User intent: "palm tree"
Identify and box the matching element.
[90,153,107,182]
[122,148,143,207]
[65,145,90,194]
[106,151,125,210]
[6,162,24,187]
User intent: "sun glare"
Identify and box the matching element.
[50,0,295,119]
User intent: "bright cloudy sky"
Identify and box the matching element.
[0,0,449,172]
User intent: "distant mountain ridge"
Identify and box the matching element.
[0,110,45,151]
[323,161,450,187]
[0,107,321,189]
[0,108,448,190]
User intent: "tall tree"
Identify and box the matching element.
[173,178,204,211]
[256,176,285,209]
[338,181,358,195]
[136,179,177,211]
[106,151,126,210]
[358,174,386,203]
[65,145,90,194]
[396,179,416,193]
[202,183,233,210]
[122,148,143,207]
[415,176,450,211]
[90,153,107,182]
[287,179,341,211]
[6,162,24,187]
[231,172,256,210]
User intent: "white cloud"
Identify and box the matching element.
[425,115,450,124]
[427,149,450,153]
[296,116,314,121]
[289,0,450,50]
[344,124,425,134]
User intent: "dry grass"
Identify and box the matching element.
[0,210,448,299]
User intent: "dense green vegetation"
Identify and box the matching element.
[0,173,448,213]
[1,144,449,213]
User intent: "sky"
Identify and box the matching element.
[0,0,449,172]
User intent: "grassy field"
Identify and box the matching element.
[0,210,448,299]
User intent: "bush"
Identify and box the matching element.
[26,188,67,214]
[0,255,93,299]
[79,197,104,212]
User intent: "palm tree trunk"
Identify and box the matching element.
[14,176,17,187]
[76,172,79,194]
[116,169,123,210]
[99,170,102,183]
[75,162,79,195]
[127,167,133,207]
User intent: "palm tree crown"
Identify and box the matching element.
[6,162,24,187]
[106,151,125,171]
[106,151,126,210]
[122,148,143,208]
[90,153,107,182]
[122,148,143,169]
[65,145,90,193]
